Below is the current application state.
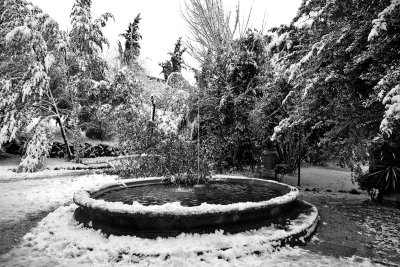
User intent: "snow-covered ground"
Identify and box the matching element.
[0,154,89,173]
[0,154,111,181]
[1,204,376,266]
[0,169,385,266]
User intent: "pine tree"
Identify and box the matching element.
[67,0,114,161]
[159,37,186,81]
[195,30,267,170]
[119,14,142,65]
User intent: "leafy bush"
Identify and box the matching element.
[112,154,167,178]
[357,133,400,199]
[85,127,110,141]
[114,133,211,184]
[358,163,400,198]
[274,164,292,181]
[272,123,306,175]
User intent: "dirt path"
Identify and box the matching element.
[300,191,400,266]
[0,210,52,255]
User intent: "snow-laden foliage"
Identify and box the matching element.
[21,62,50,102]
[69,0,113,56]
[5,25,32,44]
[381,85,400,135]
[259,0,400,167]
[18,119,54,172]
[0,0,58,149]
[271,118,291,142]
[368,0,400,41]
[0,79,20,144]
[374,68,400,135]
[266,32,289,54]
[1,0,114,168]
[66,0,114,151]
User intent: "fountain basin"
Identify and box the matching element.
[73,176,302,237]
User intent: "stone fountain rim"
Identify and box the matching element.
[73,175,299,217]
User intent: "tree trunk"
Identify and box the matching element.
[150,96,156,136]
[297,134,301,186]
[297,156,301,186]
[56,116,73,160]
[48,88,73,160]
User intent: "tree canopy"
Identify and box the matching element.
[260,0,400,166]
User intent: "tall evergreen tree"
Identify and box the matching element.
[196,30,267,170]
[119,14,142,65]
[67,0,114,160]
[159,37,186,81]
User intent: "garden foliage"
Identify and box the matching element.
[195,30,268,171]
[258,0,400,169]
[1,0,400,181]
[108,68,210,183]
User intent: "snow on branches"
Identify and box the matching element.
[368,0,400,41]
[373,67,400,135]
[266,32,289,54]
[22,62,50,102]
[5,25,32,44]
[381,84,400,135]
[288,38,326,82]
[0,0,63,169]
[1,33,51,146]
[0,80,20,144]
[18,119,54,172]
[69,0,114,55]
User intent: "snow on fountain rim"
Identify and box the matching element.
[73,175,299,216]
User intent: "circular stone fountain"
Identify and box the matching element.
[74,175,318,245]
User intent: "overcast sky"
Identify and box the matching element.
[30,0,302,81]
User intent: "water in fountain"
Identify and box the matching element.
[95,182,283,206]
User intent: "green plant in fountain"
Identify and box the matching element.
[159,134,211,186]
